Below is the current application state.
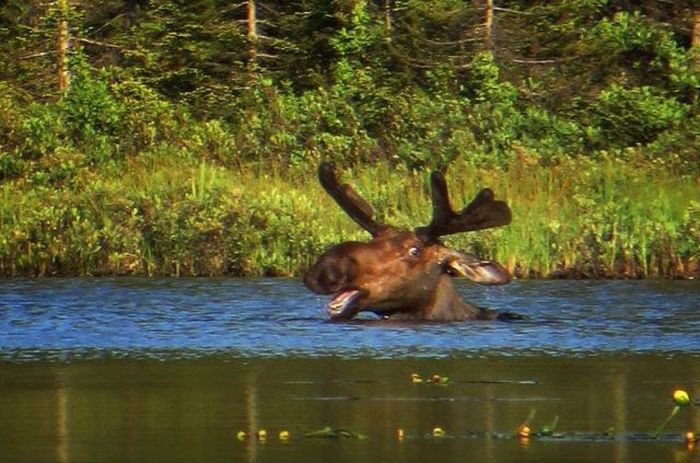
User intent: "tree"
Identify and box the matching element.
[246,0,258,82]
[56,0,70,93]
[484,0,494,49]
[692,5,700,69]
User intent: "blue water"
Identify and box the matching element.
[0,278,698,361]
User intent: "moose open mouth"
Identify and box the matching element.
[327,289,365,319]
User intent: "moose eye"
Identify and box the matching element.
[408,246,421,257]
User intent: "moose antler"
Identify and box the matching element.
[416,171,512,241]
[318,162,384,236]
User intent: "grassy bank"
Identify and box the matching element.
[1,154,697,278]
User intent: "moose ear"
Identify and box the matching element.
[318,162,383,236]
[443,250,511,285]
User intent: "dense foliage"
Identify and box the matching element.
[0,0,698,277]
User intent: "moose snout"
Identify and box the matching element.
[303,255,354,294]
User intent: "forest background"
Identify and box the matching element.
[0,0,698,278]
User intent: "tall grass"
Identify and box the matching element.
[0,155,697,278]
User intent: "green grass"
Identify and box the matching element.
[0,155,698,278]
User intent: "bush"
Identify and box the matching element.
[519,107,583,159]
[0,82,27,152]
[110,76,182,155]
[0,153,25,180]
[462,52,522,161]
[584,11,698,96]
[643,112,700,172]
[61,65,125,144]
[383,74,474,170]
[22,103,68,159]
[587,84,687,149]
[0,84,28,178]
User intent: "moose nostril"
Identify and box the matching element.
[319,264,347,291]
[303,259,351,294]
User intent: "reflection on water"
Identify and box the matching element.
[1,357,699,463]
[56,373,68,463]
[0,278,699,463]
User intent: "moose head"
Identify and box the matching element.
[304,162,513,321]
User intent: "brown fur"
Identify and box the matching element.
[304,163,513,321]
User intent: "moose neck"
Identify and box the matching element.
[385,275,485,321]
[425,276,484,321]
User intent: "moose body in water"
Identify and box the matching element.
[304,163,518,322]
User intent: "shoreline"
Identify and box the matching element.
[2,159,698,280]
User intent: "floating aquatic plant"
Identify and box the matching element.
[410,372,450,385]
[674,390,690,406]
[652,389,691,438]
[430,374,450,385]
[304,426,367,440]
[230,389,697,447]
[515,409,536,438]
[517,426,531,439]
[539,416,560,437]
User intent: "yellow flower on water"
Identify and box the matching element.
[431,374,449,384]
[673,389,690,406]
[411,373,423,383]
[236,431,247,441]
[518,426,531,438]
[257,429,267,440]
[432,427,445,437]
[279,430,290,441]
[652,391,690,438]
[396,428,405,441]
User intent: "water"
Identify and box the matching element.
[1,278,698,359]
[1,278,699,463]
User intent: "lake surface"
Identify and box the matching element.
[1,278,699,463]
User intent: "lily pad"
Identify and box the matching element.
[304,426,368,440]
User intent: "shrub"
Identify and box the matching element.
[587,84,687,149]
[61,65,125,145]
[109,76,182,155]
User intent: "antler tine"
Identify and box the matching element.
[415,171,452,239]
[318,162,383,236]
[416,171,512,240]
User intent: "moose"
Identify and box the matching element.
[304,162,517,322]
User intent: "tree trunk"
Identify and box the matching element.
[56,0,70,93]
[484,0,494,50]
[247,0,257,82]
[383,0,392,44]
[692,6,700,70]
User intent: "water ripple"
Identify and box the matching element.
[0,278,698,362]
